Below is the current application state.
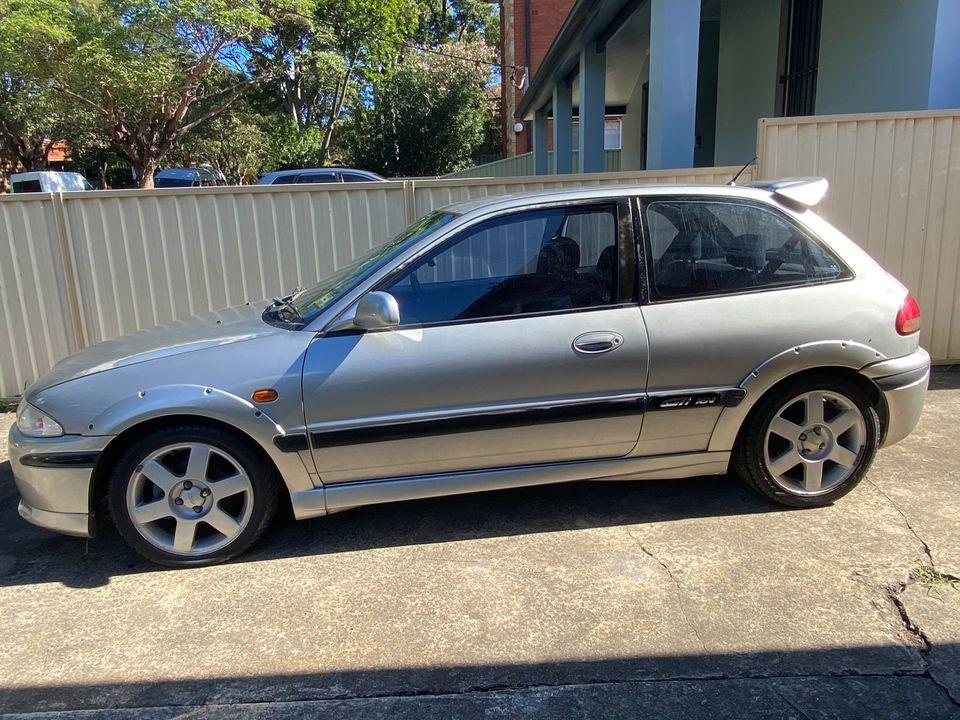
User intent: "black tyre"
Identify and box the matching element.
[108,424,278,567]
[734,375,880,507]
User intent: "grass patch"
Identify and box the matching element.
[0,400,16,413]
[913,565,960,595]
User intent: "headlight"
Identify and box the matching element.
[16,398,64,437]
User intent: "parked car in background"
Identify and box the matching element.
[9,178,929,567]
[257,168,385,185]
[11,171,93,193]
[154,167,227,188]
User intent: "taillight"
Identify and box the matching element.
[896,294,921,335]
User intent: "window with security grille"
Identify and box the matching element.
[778,0,823,117]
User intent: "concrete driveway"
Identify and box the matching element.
[1,373,959,719]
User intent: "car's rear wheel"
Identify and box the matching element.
[109,425,278,566]
[735,375,880,507]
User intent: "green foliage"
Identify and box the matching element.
[345,39,498,177]
[247,0,419,159]
[913,565,960,596]
[0,0,279,186]
[165,101,272,182]
[415,0,499,45]
[0,0,502,185]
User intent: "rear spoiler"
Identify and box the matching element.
[745,177,828,210]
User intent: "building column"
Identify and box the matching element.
[552,79,573,174]
[928,0,960,108]
[578,42,606,174]
[646,0,700,170]
[532,105,549,175]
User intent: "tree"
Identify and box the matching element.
[346,39,497,176]
[415,0,498,46]
[0,76,62,172]
[0,0,279,187]
[246,0,418,161]
[166,102,271,183]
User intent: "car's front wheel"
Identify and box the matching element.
[735,375,880,507]
[109,425,278,566]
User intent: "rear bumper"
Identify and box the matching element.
[862,348,930,448]
[7,424,109,538]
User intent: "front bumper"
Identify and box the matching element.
[7,423,110,538]
[863,348,931,448]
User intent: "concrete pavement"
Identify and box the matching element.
[1,372,959,718]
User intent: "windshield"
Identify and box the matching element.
[286,210,457,325]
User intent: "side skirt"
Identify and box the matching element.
[289,451,731,520]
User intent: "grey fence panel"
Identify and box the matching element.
[0,166,749,398]
[0,194,81,398]
[58,182,410,347]
[757,109,960,362]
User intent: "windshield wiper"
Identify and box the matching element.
[270,290,304,323]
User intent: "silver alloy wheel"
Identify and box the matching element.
[763,390,867,496]
[125,442,254,556]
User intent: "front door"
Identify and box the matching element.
[302,200,651,484]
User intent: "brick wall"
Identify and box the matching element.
[508,0,576,154]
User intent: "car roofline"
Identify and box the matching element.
[438,183,788,216]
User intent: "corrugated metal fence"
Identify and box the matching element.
[447,150,622,178]
[4,104,958,400]
[757,109,960,362]
[0,165,749,398]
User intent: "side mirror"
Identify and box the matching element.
[353,291,400,330]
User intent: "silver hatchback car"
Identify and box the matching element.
[9,179,930,566]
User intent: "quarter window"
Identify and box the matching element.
[643,199,845,300]
[381,205,621,326]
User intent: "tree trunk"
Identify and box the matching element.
[137,157,158,189]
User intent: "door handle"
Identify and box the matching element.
[572,331,624,355]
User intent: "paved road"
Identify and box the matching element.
[1,373,959,718]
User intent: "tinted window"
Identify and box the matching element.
[644,199,845,300]
[155,177,194,188]
[289,211,457,324]
[340,172,372,182]
[271,174,298,185]
[381,205,620,326]
[297,172,337,183]
[12,180,42,193]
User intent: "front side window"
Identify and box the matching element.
[643,199,846,300]
[380,205,621,326]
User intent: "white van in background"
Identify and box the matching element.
[11,171,94,193]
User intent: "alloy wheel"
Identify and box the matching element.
[762,390,867,496]
[125,442,254,556]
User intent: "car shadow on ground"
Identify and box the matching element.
[0,461,783,589]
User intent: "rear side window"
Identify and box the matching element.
[297,172,338,183]
[643,199,847,300]
[340,172,371,182]
[12,180,43,193]
[271,174,298,185]
[380,204,621,326]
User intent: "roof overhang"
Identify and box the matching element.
[515,0,647,120]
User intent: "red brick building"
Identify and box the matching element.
[500,0,623,158]
[500,0,576,155]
